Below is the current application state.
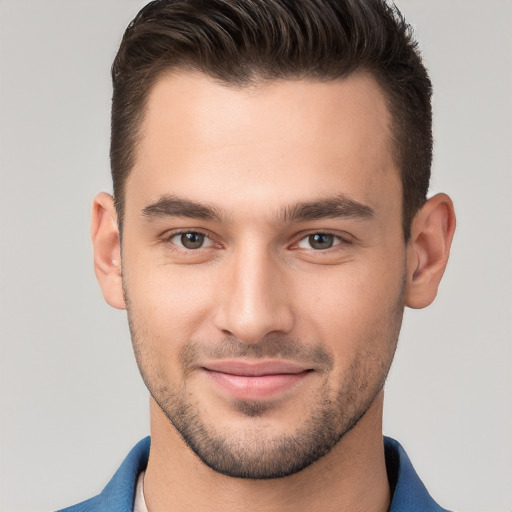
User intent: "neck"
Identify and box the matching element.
[143,393,390,512]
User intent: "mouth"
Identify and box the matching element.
[201,360,313,401]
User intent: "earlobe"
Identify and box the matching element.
[405,193,456,309]
[91,192,126,310]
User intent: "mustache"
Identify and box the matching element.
[179,336,334,373]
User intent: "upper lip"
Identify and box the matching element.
[202,360,311,376]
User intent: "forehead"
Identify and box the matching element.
[126,71,399,221]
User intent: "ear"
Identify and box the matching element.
[405,193,456,309]
[91,192,126,310]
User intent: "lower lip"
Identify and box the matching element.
[204,370,310,400]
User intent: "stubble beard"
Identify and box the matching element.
[124,278,405,480]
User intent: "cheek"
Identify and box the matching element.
[123,268,213,390]
[295,257,406,356]
[123,258,219,343]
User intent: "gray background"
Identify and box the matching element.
[0,1,511,511]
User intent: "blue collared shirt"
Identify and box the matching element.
[56,436,451,512]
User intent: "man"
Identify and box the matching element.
[59,0,455,510]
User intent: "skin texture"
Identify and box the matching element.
[92,71,455,512]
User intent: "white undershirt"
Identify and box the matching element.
[133,471,149,512]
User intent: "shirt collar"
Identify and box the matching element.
[385,436,451,512]
[88,436,450,512]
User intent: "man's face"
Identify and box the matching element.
[121,71,406,478]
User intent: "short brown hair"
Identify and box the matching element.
[111,0,432,239]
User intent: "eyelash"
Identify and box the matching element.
[163,229,216,249]
[162,229,352,252]
[294,231,352,251]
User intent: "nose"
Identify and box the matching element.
[213,245,294,344]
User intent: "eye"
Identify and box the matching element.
[297,233,341,250]
[169,231,213,250]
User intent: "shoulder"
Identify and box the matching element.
[55,437,150,512]
[385,437,452,512]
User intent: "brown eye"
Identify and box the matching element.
[180,232,205,249]
[169,232,209,249]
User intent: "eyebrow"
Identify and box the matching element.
[141,195,223,221]
[281,194,375,223]
[141,193,374,224]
